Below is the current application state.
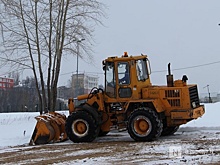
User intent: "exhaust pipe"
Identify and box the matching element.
[167,63,174,87]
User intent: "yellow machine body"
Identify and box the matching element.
[65,53,205,143]
[30,53,205,144]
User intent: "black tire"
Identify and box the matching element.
[98,130,109,137]
[65,110,99,143]
[161,126,179,136]
[127,107,162,142]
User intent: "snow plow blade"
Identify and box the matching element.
[30,112,68,145]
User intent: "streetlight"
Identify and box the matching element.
[76,38,85,97]
[203,85,212,103]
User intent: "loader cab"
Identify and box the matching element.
[103,53,151,100]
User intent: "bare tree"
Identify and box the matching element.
[0,0,105,113]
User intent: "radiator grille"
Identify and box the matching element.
[189,85,200,108]
[165,90,181,107]
[167,99,180,106]
[165,90,180,97]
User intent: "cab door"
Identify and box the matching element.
[116,62,132,99]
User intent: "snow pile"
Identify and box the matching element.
[0,103,219,147]
[0,112,37,147]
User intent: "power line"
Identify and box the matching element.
[60,59,220,76]
[60,71,103,76]
[152,60,220,73]
[2,59,220,77]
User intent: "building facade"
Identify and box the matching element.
[0,77,14,89]
[72,73,99,97]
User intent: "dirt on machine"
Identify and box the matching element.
[30,52,205,144]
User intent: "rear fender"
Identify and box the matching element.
[125,99,165,114]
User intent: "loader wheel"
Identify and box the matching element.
[98,130,109,137]
[65,110,99,143]
[127,107,162,142]
[161,126,179,136]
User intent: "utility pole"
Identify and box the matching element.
[203,85,212,103]
[76,38,85,97]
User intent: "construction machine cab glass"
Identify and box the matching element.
[118,62,130,84]
[136,58,150,81]
[103,55,151,98]
[105,61,116,98]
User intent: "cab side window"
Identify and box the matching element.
[105,62,116,98]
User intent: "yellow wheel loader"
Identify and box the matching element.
[65,52,205,143]
[31,52,205,144]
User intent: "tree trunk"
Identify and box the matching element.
[0,0,105,113]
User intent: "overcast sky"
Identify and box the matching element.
[45,1,220,94]
[59,1,220,94]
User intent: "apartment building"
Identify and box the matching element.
[0,77,14,89]
[72,73,99,97]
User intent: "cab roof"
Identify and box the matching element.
[104,53,148,62]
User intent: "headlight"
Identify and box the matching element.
[192,102,196,108]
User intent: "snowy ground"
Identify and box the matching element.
[0,103,220,164]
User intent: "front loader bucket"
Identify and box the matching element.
[30,112,68,145]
